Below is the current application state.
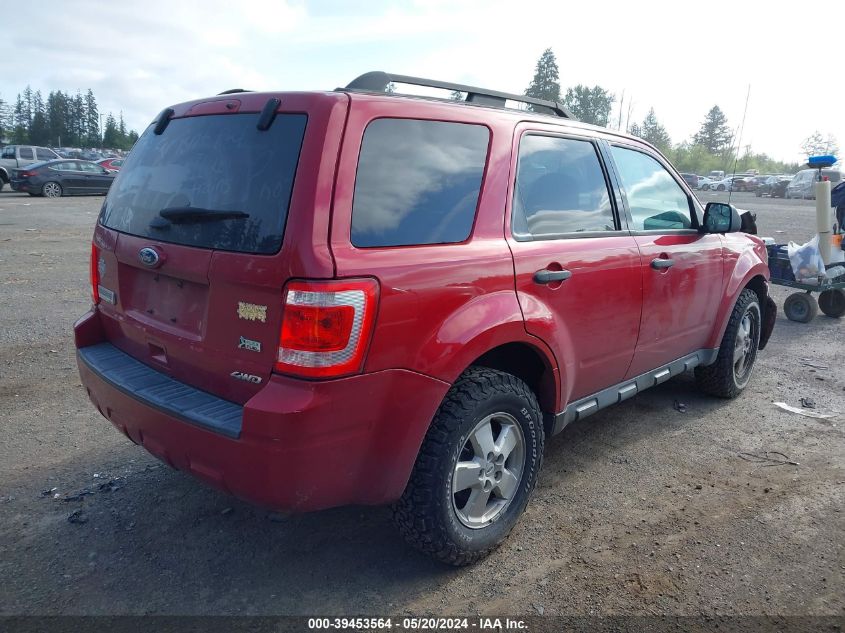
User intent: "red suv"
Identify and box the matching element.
[75,72,776,565]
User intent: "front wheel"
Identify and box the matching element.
[42,181,63,198]
[717,184,725,191]
[393,367,544,566]
[695,289,761,398]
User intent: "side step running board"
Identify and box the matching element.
[550,348,719,435]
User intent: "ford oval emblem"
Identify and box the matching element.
[139,247,160,268]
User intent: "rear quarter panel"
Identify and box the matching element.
[329,96,560,403]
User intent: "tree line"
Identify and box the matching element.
[0,86,140,151]
[524,48,836,176]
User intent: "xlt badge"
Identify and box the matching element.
[230,371,262,384]
[237,302,267,323]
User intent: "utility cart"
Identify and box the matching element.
[767,244,845,322]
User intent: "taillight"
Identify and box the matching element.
[90,243,100,305]
[275,279,379,378]
[21,171,35,178]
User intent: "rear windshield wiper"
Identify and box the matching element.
[155,207,250,225]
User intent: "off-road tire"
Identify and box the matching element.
[695,289,761,398]
[392,367,544,566]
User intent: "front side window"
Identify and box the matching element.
[512,135,615,237]
[610,146,692,231]
[351,118,489,248]
[36,148,55,160]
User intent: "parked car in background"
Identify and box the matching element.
[786,168,844,199]
[746,175,771,192]
[753,176,787,197]
[74,71,775,565]
[0,145,60,191]
[732,176,756,192]
[96,157,125,172]
[707,177,736,191]
[9,159,116,197]
[681,173,699,189]
[696,176,713,190]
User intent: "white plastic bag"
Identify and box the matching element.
[787,235,826,284]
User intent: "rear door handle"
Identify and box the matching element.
[650,258,674,270]
[534,269,572,284]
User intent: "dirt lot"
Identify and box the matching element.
[0,191,842,617]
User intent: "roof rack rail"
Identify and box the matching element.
[343,71,575,120]
[218,88,252,95]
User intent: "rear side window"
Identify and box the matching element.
[513,135,615,237]
[610,146,692,231]
[19,147,34,161]
[351,118,489,247]
[100,113,307,254]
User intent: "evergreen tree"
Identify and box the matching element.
[47,91,67,146]
[639,108,671,152]
[525,48,561,103]
[102,113,119,148]
[562,85,615,126]
[693,106,732,153]
[0,96,10,142]
[69,91,85,146]
[30,91,49,145]
[85,89,100,147]
[628,122,642,138]
[21,86,34,133]
[12,94,27,143]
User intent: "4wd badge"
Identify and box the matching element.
[237,302,267,323]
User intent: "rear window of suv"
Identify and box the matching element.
[99,113,307,254]
[351,118,490,248]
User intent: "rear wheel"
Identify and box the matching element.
[784,292,817,323]
[393,367,544,566]
[695,289,761,398]
[818,289,845,318]
[717,184,725,191]
[42,181,62,198]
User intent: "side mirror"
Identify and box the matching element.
[702,202,742,233]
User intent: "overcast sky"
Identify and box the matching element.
[4,0,843,163]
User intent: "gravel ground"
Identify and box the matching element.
[0,191,842,617]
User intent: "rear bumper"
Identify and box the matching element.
[75,309,450,512]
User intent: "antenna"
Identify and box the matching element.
[728,85,751,205]
[617,89,625,131]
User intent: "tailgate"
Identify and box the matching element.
[97,233,284,404]
[91,92,349,404]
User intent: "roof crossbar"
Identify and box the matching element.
[343,71,575,120]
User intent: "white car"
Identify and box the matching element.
[696,176,713,190]
[706,177,741,192]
